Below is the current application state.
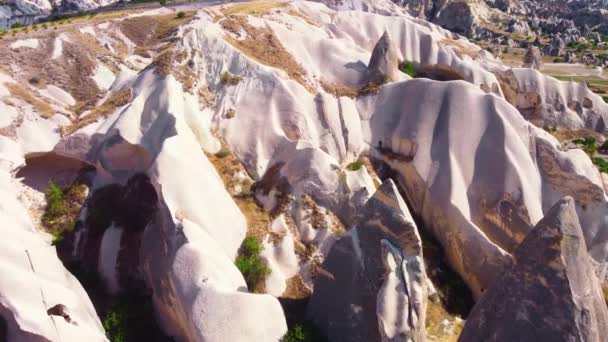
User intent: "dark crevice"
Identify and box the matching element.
[368,156,474,318]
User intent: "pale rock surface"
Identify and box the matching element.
[0,139,107,342]
[460,197,608,342]
[307,179,427,342]
[367,30,401,84]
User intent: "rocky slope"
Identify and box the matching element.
[0,0,121,29]
[0,0,607,341]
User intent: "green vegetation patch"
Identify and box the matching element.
[573,136,598,157]
[41,181,88,245]
[399,62,416,77]
[346,160,364,171]
[283,322,326,342]
[592,157,608,174]
[236,236,271,292]
[102,284,174,342]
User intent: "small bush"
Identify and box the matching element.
[176,11,186,19]
[399,62,416,77]
[553,57,563,63]
[11,22,22,29]
[159,0,167,5]
[574,136,598,156]
[236,236,271,292]
[215,148,231,158]
[346,160,364,171]
[283,321,327,342]
[41,181,87,246]
[283,324,310,342]
[592,157,608,173]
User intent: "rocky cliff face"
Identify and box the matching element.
[307,179,428,342]
[460,197,608,342]
[0,0,607,341]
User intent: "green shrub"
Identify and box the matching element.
[103,302,127,342]
[10,22,22,29]
[573,136,597,156]
[41,181,87,246]
[236,236,270,292]
[592,157,608,173]
[102,287,173,342]
[282,321,327,342]
[283,324,310,342]
[346,160,364,171]
[214,148,231,159]
[399,62,416,77]
[176,11,186,19]
[553,57,563,63]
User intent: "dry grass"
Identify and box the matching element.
[550,128,605,143]
[282,275,312,299]
[286,10,319,27]
[6,83,54,118]
[603,287,608,307]
[426,299,464,342]
[223,1,287,16]
[207,145,272,241]
[221,71,242,86]
[221,15,311,92]
[320,80,359,98]
[62,88,132,136]
[119,12,195,48]
[439,38,480,60]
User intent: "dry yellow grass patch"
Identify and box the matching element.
[6,83,54,118]
[320,80,359,98]
[223,1,287,16]
[282,275,312,299]
[426,299,464,342]
[120,12,195,48]
[207,146,272,241]
[286,10,319,26]
[549,128,605,143]
[62,88,132,136]
[439,38,480,60]
[221,15,312,92]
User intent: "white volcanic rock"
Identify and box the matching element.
[2,1,608,340]
[497,68,608,131]
[460,197,608,342]
[55,70,286,341]
[308,180,428,342]
[367,30,401,84]
[0,138,107,342]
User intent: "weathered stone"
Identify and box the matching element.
[367,30,400,84]
[460,197,608,342]
[307,179,427,342]
[522,46,543,69]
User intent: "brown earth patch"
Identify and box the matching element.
[207,144,272,241]
[222,1,288,17]
[220,15,312,92]
[62,88,132,136]
[5,83,54,118]
[282,275,312,299]
[439,38,480,60]
[286,10,319,27]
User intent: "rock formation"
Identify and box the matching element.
[460,197,608,342]
[522,45,542,69]
[0,0,607,341]
[367,30,401,84]
[307,179,427,342]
